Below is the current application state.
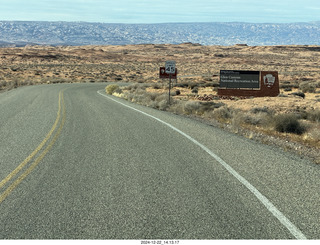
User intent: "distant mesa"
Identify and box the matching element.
[0,21,319,46]
[235,44,248,46]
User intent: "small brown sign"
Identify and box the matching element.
[159,67,177,79]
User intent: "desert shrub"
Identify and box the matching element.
[274,114,306,135]
[295,109,308,120]
[191,87,198,94]
[197,82,209,88]
[231,112,245,127]
[168,100,185,114]
[147,92,158,101]
[211,106,233,121]
[253,112,273,126]
[278,93,288,97]
[50,78,71,84]
[123,91,134,101]
[154,94,170,110]
[306,127,320,141]
[200,101,224,111]
[203,82,220,88]
[254,112,273,126]
[170,90,181,96]
[175,82,189,88]
[184,101,201,115]
[203,77,213,82]
[151,83,162,89]
[0,80,6,88]
[13,80,18,88]
[175,80,198,89]
[154,93,168,103]
[250,106,273,115]
[307,110,320,122]
[123,84,134,92]
[187,82,198,89]
[124,83,142,92]
[292,91,305,99]
[300,82,316,93]
[142,93,159,106]
[122,90,155,107]
[105,84,120,95]
[126,90,155,106]
[233,111,273,127]
[158,99,170,110]
[131,93,145,103]
[280,82,294,89]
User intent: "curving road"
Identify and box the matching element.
[0,83,319,239]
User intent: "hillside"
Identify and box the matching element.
[1,21,320,46]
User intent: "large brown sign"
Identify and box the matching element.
[218,71,279,97]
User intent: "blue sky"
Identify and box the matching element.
[0,0,319,23]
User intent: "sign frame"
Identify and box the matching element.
[220,70,260,89]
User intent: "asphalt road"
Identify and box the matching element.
[0,83,319,239]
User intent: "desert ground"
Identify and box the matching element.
[1,43,319,162]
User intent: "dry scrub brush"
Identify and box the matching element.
[114,83,225,114]
[105,84,120,95]
[273,114,306,135]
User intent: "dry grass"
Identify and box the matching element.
[105,84,120,95]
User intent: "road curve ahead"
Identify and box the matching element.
[0,83,319,239]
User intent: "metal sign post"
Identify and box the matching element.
[159,61,177,105]
[165,61,176,105]
[168,74,172,104]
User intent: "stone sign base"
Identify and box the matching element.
[218,71,279,97]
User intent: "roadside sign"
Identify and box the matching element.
[160,61,178,105]
[159,67,177,79]
[218,70,279,97]
[165,60,176,74]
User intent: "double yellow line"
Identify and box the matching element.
[0,89,67,204]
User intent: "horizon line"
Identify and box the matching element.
[1,20,320,25]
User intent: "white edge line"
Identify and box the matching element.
[97,90,307,240]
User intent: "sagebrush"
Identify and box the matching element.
[105,84,120,95]
[274,114,306,135]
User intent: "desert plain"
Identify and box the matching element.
[0,43,320,162]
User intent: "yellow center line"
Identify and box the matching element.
[0,89,67,203]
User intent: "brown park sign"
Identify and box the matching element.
[159,67,177,79]
[218,70,279,97]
